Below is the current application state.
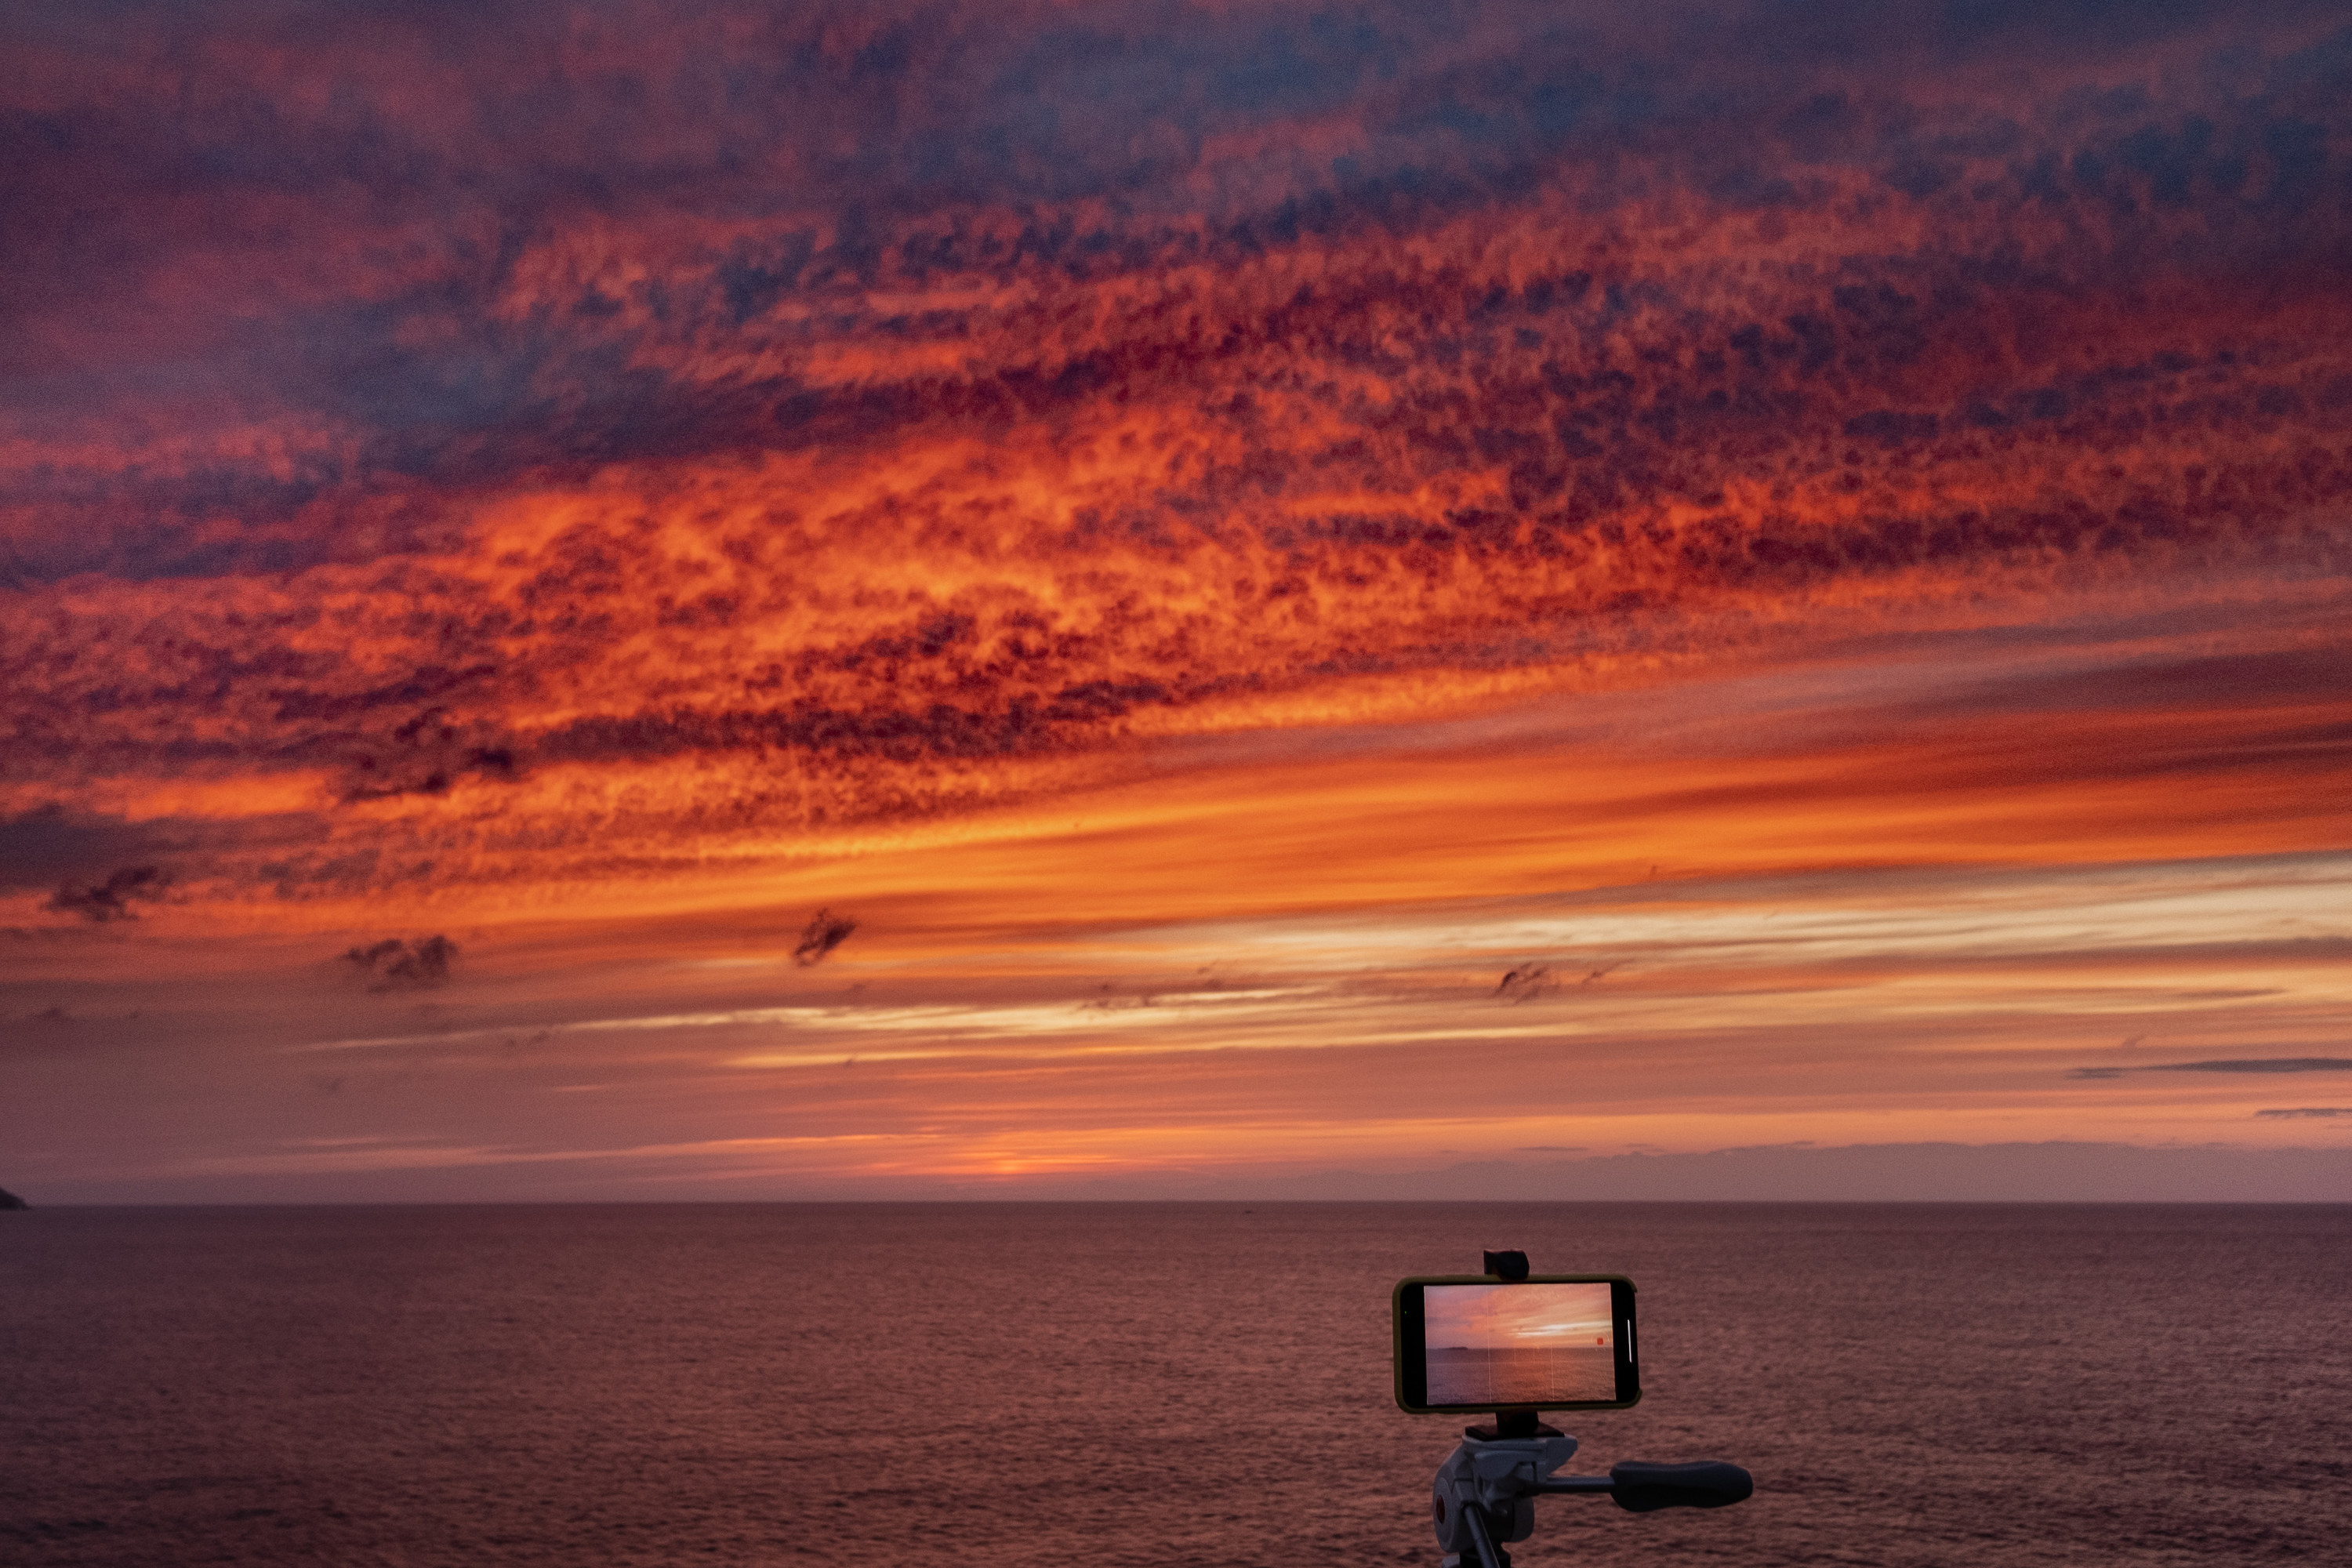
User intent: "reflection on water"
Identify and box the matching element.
[1428,1345,1617,1405]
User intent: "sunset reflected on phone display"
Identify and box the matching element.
[1423,1284,1617,1406]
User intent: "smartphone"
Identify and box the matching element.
[1393,1274,1640,1413]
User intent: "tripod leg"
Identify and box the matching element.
[1461,1505,1509,1568]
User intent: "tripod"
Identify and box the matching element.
[1425,1254,1751,1567]
[1430,1418,1751,1567]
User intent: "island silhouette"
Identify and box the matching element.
[0,1185,27,1210]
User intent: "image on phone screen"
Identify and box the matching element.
[1421,1281,1617,1406]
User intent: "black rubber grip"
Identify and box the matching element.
[1608,1461,1755,1512]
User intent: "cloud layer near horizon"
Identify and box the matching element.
[3,2,2349,1196]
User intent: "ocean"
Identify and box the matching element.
[3,1203,2346,1566]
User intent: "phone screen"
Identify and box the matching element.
[1394,1276,1638,1410]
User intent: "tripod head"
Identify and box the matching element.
[1424,1253,1751,1567]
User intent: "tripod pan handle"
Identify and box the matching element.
[1607,1460,1754,1512]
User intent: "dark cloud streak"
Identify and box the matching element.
[2072,1058,2352,1078]
[793,909,856,967]
[45,866,169,923]
[344,935,458,990]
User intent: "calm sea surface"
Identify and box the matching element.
[3,1204,2347,1566]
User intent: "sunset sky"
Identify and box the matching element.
[4,0,2349,1202]
[1425,1283,1613,1349]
